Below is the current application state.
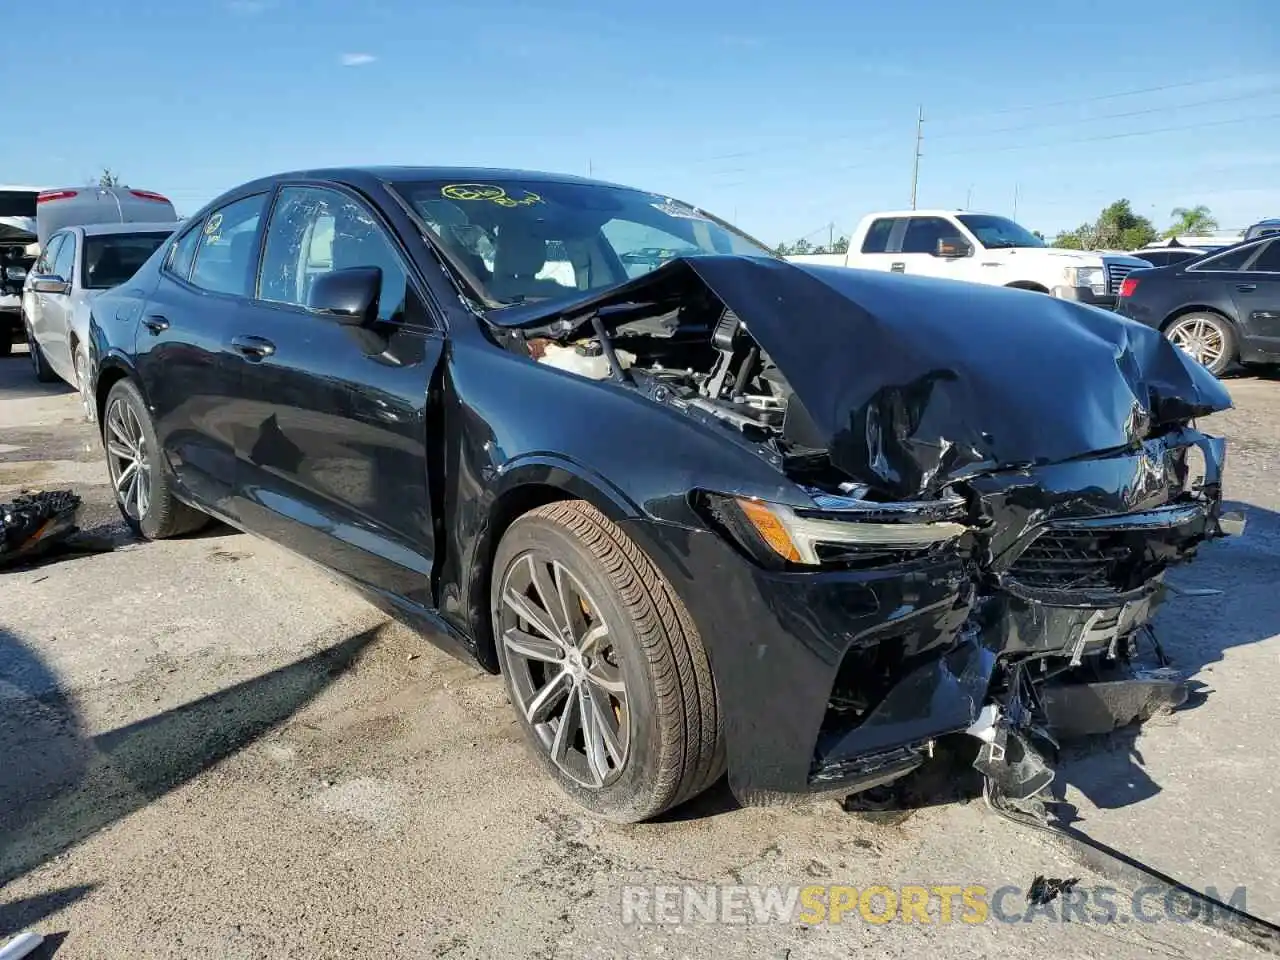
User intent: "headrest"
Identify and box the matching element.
[493,229,547,278]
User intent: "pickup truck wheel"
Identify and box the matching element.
[1164,312,1235,377]
[103,379,207,539]
[492,500,724,823]
[24,314,59,383]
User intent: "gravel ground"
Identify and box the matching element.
[1,349,1277,959]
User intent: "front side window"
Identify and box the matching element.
[391,178,772,306]
[900,217,957,255]
[258,186,409,322]
[1189,241,1265,273]
[189,193,268,297]
[82,232,171,289]
[861,218,895,254]
[51,233,76,283]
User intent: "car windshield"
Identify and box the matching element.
[82,232,170,289]
[956,214,1045,249]
[390,178,774,306]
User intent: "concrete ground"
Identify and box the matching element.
[1,348,1277,959]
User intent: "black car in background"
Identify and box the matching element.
[86,167,1238,822]
[1116,235,1280,376]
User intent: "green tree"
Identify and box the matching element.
[832,236,850,254]
[1052,200,1155,251]
[774,241,792,256]
[95,167,122,187]
[1165,205,1218,238]
[792,238,812,255]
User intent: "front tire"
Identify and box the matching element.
[492,500,724,823]
[102,379,207,539]
[1164,311,1236,377]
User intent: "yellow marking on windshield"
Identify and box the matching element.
[441,184,543,208]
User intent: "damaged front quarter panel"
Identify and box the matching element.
[480,255,1239,805]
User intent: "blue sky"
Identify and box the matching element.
[5,0,1278,244]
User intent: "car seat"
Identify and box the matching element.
[490,228,572,302]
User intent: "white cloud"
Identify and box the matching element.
[340,52,377,67]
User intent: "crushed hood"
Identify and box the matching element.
[490,255,1232,499]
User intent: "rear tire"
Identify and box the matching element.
[102,379,208,539]
[1164,311,1236,377]
[492,499,724,823]
[74,342,96,423]
[24,313,59,383]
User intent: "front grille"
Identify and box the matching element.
[1007,530,1134,592]
[1106,263,1137,295]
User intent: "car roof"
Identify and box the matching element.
[232,166,636,195]
[70,221,179,238]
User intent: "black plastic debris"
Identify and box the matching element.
[1027,875,1079,906]
[0,490,111,568]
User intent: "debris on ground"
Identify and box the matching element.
[1027,875,1079,906]
[0,490,113,569]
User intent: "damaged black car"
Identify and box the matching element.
[87,167,1242,822]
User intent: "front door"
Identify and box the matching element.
[37,230,78,375]
[134,191,271,517]
[228,184,442,605]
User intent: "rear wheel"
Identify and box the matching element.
[492,500,724,823]
[24,313,58,383]
[102,379,207,539]
[1165,311,1236,376]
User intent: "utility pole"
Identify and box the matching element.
[829,222,834,249]
[909,105,924,210]
[588,159,594,177]
[1013,182,1020,220]
[965,185,973,209]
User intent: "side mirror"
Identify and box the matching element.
[32,275,71,295]
[935,237,973,259]
[308,266,382,327]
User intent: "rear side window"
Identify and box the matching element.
[189,193,268,297]
[1138,251,1169,267]
[1249,240,1280,273]
[165,224,202,280]
[1191,243,1262,272]
[51,234,76,282]
[861,218,895,253]
[83,232,170,289]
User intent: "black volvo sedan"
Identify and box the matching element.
[86,167,1240,822]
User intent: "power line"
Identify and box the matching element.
[927,88,1280,140]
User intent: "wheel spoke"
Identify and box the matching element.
[503,627,564,664]
[528,556,570,639]
[107,440,133,461]
[585,660,626,696]
[552,561,589,643]
[107,413,132,451]
[114,459,138,493]
[136,464,150,516]
[549,682,581,767]
[526,668,573,725]
[579,623,608,657]
[503,587,561,644]
[580,682,625,777]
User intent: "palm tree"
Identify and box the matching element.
[1165,205,1218,238]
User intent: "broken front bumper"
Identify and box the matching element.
[624,429,1239,805]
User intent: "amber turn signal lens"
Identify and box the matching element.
[735,497,802,563]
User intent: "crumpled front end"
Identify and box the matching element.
[490,254,1241,805]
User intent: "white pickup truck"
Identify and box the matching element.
[788,210,1151,309]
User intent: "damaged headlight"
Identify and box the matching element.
[700,492,970,568]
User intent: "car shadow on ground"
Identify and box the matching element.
[0,623,384,934]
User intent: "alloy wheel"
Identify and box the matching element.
[1167,317,1225,369]
[498,552,630,788]
[104,398,151,520]
[76,349,96,422]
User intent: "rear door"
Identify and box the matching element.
[851,217,901,272]
[1229,239,1280,356]
[227,183,441,604]
[133,192,270,516]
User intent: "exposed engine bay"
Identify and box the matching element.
[490,254,1244,809]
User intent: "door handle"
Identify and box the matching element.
[1236,283,1257,292]
[231,335,276,360]
[890,262,906,273]
[142,315,169,334]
